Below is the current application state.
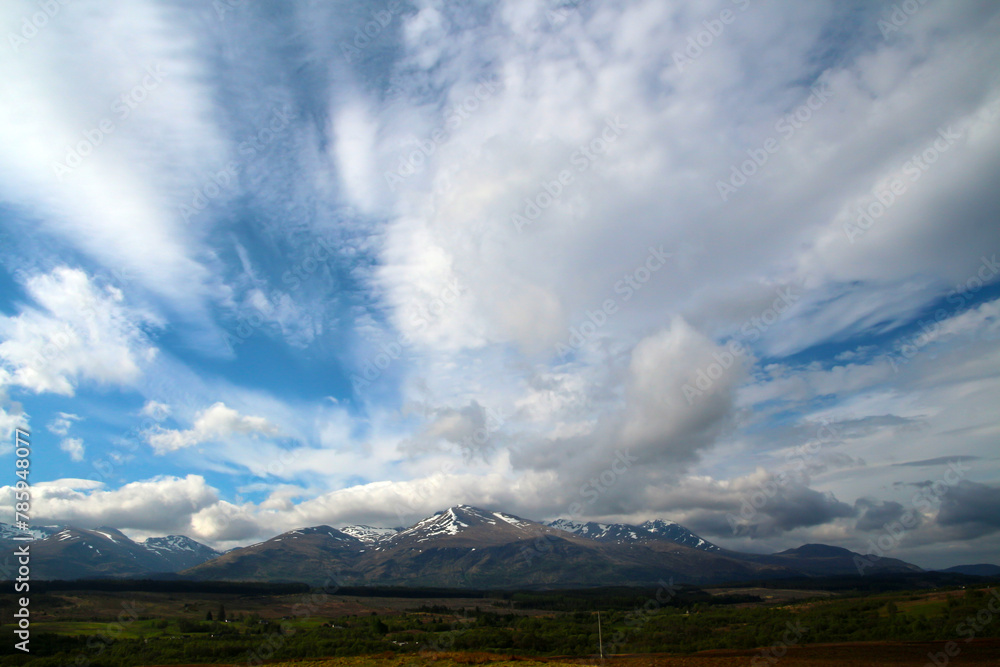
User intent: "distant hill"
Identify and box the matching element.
[737,543,923,577]
[183,525,362,584]
[937,564,1000,577]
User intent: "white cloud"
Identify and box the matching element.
[189,500,260,542]
[11,475,218,533]
[60,437,85,462]
[139,400,171,421]
[333,99,381,215]
[0,267,159,395]
[240,288,321,349]
[0,0,231,339]
[356,0,1000,377]
[0,385,27,442]
[146,401,280,454]
[47,412,81,436]
[0,0,997,568]
[620,320,745,463]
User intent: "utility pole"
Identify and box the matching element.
[598,610,604,661]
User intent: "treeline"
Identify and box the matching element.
[8,579,311,595]
[710,571,993,593]
[500,587,761,611]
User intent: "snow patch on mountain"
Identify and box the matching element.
[341,525,399,544]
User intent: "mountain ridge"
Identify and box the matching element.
[180,505,923,587]
[547,517,722,552]
[3,506,928,586]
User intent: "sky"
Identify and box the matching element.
[0,0,999,570]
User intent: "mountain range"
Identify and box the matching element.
[0,525,222,580]
[3,504,946,586]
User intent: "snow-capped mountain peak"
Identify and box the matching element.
[548,517,720,552]
[548,518,584,532]
[340,525,399,544]
[396,507,473,541]
[639,519,720,551]
[388,505,540,546]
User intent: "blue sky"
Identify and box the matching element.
[1,0,999,569]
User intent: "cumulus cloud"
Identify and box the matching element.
[146,402,281,454]
[620,319,745,464]
[400,400,506,460]
[14,475,218,533]
[0,267,159,395]
[189,500,261,542]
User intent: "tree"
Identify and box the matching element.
[206,610,214,621]
[218,604,227,622]
[370,616,388,636]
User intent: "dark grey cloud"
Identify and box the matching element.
[936,480,1000,537]
[664,475,857,540]
[854,498,913,531]
[753,485,855,536]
